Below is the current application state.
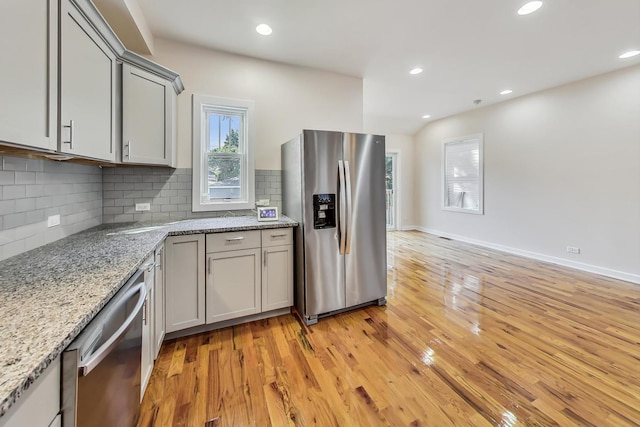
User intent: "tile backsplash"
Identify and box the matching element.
[254,170,283,211]
[102,167,282,223]
[0,158,282,261]
[0,155,102,261]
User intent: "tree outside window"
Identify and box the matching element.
[192,94,255,212]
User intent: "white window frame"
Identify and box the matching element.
[442,133,484,214]
[192,94,255,212]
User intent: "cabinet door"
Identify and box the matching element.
[262,245,294,312]
[141,259,155,399]
[0,0,57,151]
[206,249,261,323]
[122,63,174,165]
[153,245,165,358]
[0,356,60,427]
[165,235,205,333]
[140,282,152,400]
[59,0,116,161]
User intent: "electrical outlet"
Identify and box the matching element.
[256,199,270,207]
[566,246,581,254]
[47,215,60,228]
[135,203,151,211]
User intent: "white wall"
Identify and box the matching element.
[385,134,416,229]
[414,65,640,282]
[146,38,364,169]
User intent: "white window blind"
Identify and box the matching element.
[442,134,483,214]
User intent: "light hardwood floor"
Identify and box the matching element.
[138,231,640,426]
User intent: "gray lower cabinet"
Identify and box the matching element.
[206,248,262,323]
[153,245,165,358]
[141,255,155,399]
[204,229,293,323]
[205,230,261,323]
[0,0,57,151]
[121,63,176,166]
[165,235,206,333]
[261,229,294,312]
[164,229,293,334]
[0,356,60,427]
[262,245,294,312]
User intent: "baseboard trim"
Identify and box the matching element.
[399,225,420,231]
[416,228,640,285]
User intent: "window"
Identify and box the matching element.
[192,95,255,211]
[442,133,483,214]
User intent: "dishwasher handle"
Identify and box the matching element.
[78,282,147,376]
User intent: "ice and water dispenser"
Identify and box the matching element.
[313,194,336,229]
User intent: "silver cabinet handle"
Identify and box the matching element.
[125,141,131,159]
[78,282,146,376]
[270,233,287,238]
[208,257,212,275]
[156,248,163,271]
[264,250,267,267]
[143,298,148,325]
[226,236,245,242]
[63,120,74,149]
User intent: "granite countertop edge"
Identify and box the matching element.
[0,216,297,417]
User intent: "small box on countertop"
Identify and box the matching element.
[257,206,279,221]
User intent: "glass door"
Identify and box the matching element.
[385,154,397,230]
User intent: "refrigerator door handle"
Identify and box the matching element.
[344,160,353,254]
[338,160,347,255]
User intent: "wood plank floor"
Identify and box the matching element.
[138,231,640,426]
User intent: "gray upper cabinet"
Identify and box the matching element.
[122,63,176,166]
[59,0,116,162]
[0,0,58,151]
[0,0,182,165]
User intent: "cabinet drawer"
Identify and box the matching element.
[261,228,293,247]
[206,230,261,253]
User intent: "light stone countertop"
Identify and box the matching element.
[0,215,296,418]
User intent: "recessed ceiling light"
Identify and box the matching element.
[518,1,543,15]
[409,67,423,75]
[500,89,513,95]
[256,24,273,36]
[619,50,640,59]
[422,114,431,119]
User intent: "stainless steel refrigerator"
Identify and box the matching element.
[282,130,387,325]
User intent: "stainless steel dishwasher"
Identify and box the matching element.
[62,267,147,427]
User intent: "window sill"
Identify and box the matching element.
[192,200,254,212]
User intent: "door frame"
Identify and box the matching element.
[385,151,400,231]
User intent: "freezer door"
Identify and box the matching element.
[302,130,346,317]
[344,133,387,307]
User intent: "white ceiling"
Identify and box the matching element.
[135,0,640,135]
